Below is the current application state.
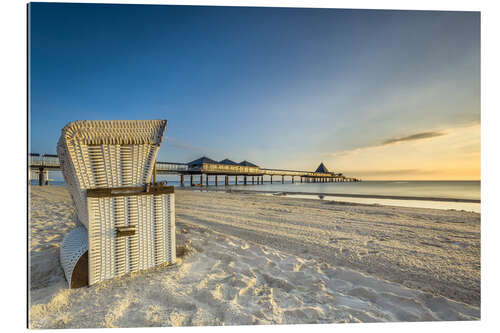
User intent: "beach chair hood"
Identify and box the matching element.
[57,120,167,228]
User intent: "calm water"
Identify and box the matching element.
[30,176,480,213]
[241,180,480,201]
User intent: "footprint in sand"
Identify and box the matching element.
[435,236,468,249]
[330,237,349,244]
[419,241,443,248]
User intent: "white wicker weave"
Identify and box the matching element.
[60,225,88,287]
[86,191,175,285]
[57,120,176,287]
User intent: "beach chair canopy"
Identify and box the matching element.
[57,120,167,229]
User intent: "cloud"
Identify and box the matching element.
[328,130,447,158]
[329,148,360,158]
[348,169,438,176]
[165,137,206,153]
[381,131,446,146]
[164,136,226,160]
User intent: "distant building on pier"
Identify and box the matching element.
[315,162,330,174]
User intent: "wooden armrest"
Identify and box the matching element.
[116,226,136,237]
[87,184,174,198]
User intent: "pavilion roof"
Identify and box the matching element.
[187,156,219,166]
[315,162,330,173]
[219,158,238,165]
[239,160,259,167]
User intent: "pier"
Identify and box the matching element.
[29,154,360,186]
[29,153,60,185]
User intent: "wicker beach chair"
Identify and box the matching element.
[57,120,176,288]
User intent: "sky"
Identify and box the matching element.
[28,3,480,180]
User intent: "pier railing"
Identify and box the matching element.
[29,154,60,168]
[201,163,260,175]
[261,168,341,178]
[29,153,41,166]
[155,162,189,172]
[262,168,313,177]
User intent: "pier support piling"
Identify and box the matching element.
[180,174,184,187]
[38,168,45,186]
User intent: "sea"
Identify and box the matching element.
[30,173,480,213]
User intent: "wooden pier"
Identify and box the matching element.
[29,153,61,185]
[29,154,360,186]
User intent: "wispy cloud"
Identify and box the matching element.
[381,131,445,146]
[348,169,438,177]
[165,136,226,159]
[165,137,206,153]
[329,130,447,157]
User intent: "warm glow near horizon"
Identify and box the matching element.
[326,123,480,180]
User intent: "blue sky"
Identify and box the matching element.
[29,3,480,179]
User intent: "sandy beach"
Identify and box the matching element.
[28,186,480,328]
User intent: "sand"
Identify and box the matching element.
[28,186,480,328]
